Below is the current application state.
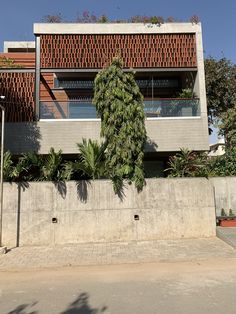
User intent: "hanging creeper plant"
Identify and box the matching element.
[93,57,147,193]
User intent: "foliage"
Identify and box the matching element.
[15,151,44,181]
[221,208,227,216]
[2,151,14,181]
[218,102,236,148]
[129,15,164,24]
[75,139,106,179]
[76,11,109,23]
[178,88,196,99]
[209,148,236,176]
[41,12,200,24]
[93,58,147,192]
[41,148,66,181]
[0,57,22,68]
[41,13,63,23]
[189,15,200,24]
[205,57,236,124]
[166,148,209,177]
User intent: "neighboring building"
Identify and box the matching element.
[208,138,225,157]
[0,23,209,172]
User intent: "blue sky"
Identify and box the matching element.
[1,0,235,143]
[1,0,236,62]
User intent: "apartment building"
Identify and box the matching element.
[0,22,209,173]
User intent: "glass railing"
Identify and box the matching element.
[40,101,98,119]
[39,99,200,119]
[144,99,200,117]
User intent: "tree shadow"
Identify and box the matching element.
[5,122,41,154]
[6,293,106,314]
[16,182,30,247]
[112,178,127,201]
[54,181,67,199]
[76,180,91,203]
[61,293,107,314]
[145,137,158,152]
[7,302,38,314]
[1,76,41,154]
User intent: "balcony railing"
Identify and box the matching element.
[39,99,200,120]
[144,99,200,117]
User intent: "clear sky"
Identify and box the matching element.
[0,0,236,62]
[1,0,235,143]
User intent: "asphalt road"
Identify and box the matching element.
[1,259,236,314]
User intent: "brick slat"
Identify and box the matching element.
[40,34,197,68]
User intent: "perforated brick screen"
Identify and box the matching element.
[0,72,35,122]
[40,33,197,68]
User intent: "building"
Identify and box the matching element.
[208,138,225,157]
[0,22,209,174]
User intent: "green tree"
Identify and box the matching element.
[205,57,236,124]
[93,58,147,192]
[218,102,236,148]
[205,57,236,146]
[209,148,236,176]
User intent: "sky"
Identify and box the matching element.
[0,0,235,143]
[0,0,236,62]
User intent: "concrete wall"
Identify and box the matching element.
[210,177,236,216]
[5,117,209,154]
[2,178,216,247]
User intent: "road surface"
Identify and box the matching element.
[1,258,236,314]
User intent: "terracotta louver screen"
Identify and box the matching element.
[40,33,197,68]
[0,53,35,68]
[0,72,35,122]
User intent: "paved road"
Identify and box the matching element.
[1,237,236,313]
[1,259,236,314]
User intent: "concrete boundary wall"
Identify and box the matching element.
[2,178,216,247]
[210,177,236,216]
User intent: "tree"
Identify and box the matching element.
[218,102,236,148]
[93,58,147,192]
[205,57,236,145]
[209,148,236,176]
[205,57,236,124]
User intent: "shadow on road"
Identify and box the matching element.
[7,293,107,314]
[7,301,38,314]
[61,292,107,314]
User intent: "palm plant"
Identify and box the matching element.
[15,151,44,181]
[42,148,65,181]
[166,148,209,177]
[75,139,106,180]
[3,151,14,181]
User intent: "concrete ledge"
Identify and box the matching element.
[34,23,201,35]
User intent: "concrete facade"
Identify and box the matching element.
[5,117,208,154]
[2,178,216,247]
[3,41,35,52]
[1,22,209,155]
[34,22,201,35]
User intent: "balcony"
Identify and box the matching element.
[39,99,200,120]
